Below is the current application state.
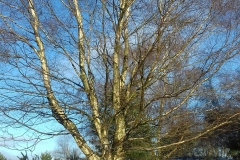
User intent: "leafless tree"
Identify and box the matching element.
[0,0,239,159]
[53,136,72,160]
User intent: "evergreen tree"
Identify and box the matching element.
[40,152,52,160]
[0,153,7,160]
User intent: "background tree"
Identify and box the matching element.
[0,0,239,160]
[174,69,240,159]
[66,149,81,160]
[17,151,29,160]
[40,152,52,160]
[200,71,240,159]
[53,136,81,160]
[0,153,7,160]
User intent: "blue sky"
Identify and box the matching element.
[0,138,56,159]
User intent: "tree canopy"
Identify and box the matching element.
[0,0,239,159]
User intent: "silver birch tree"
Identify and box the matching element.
[0,0,239,159]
